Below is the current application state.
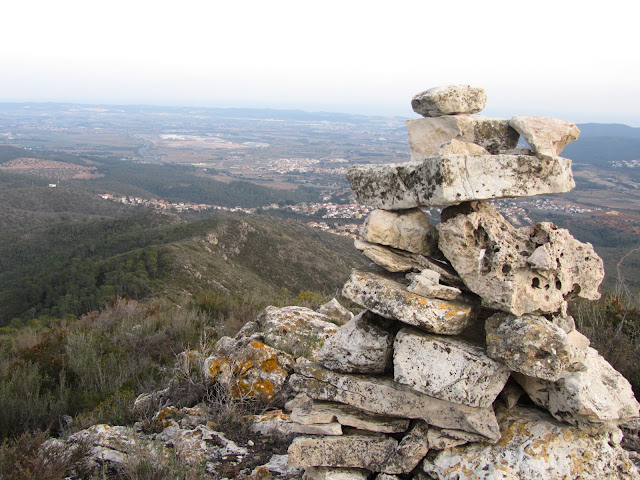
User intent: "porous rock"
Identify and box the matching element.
[485,312,582,381]
[393,327,510,408]
[422,405,640,480]
[411,85,487,117]
[318,298,353,325]
[437,201,604,315]
[510,115,580,160]
[347,154,574,210]
[361,208,439,255]
[342,270,477,335]
[289,361,501,440]
[513,347,640,427]
[406,115,518,157]
[317,310,394,373]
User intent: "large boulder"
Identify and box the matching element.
[422,405,640,480]
[346,154,574,210]
[437,201,604,315]
[510,115,580,160]
[289,361,501,440]
[393,328,510,408]
[513,347,640,427]
[406,115,518,157]
[360,208,439,256]
[342,270,477,335]
[411,85,487,117]
[317,310,395,374]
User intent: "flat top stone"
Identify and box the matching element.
[411,85,487,117]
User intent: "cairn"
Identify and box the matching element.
[285,86,640,479]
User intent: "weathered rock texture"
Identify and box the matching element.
[347,154,574,210]
[406,115,519,157]
[393,328,510,407]
[437,201,604,315]
[510,115,580,160]
[411,85,487,117]
[342,270,477,335]
[361,208,438,255]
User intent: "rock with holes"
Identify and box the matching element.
[289,361,501,440]
[360,208,439,255]
[317,310,395,373]
[406,115,518,157]
[411,85,487,117]
[393,327,510,408]
[485,312,585,381]
[346,154,574,210]
[422,404,640,480]
[342,270,477,335]
[513,346,640,427]
[437,201,604,315]
[204,337,294,401]
[510,115,580,160]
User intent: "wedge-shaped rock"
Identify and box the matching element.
[438,201,603,315]
[383,421,430,474]
[303,467,369,480]
[347,154,574,210]
[290,361,501,440]
[245,305,339,361]
[513,347,640,427]
[486,312,584,381]
[317,310,394,373]
[406,115,518,157]
[394,328,509,408]
[249,410,343,436]
[291,400,410,433]
[411,85,487,117]
[361,208,439,255]
[423,405,640,480]
[407,271,461,300]
[510,115,580,160]
[342,270,476,335]
[204,338,294,401]
[427,427,486,450]
[318,298,353,325]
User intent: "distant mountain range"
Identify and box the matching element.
[560,123,640,166]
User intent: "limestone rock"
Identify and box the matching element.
[355,239,420,272]
[317,310,394,373]
[253,305,339,360]
[303,467,370,480]
[513,347,640,426]
[393,328,509,408]
[437,201,604,315]
[411,85,487,117]
[361,208,438,255]
[249,410,343,436]
[510,115,580,160]
[422,405,640,480]
[383,421,430,474]
[288,434,398,471]
[427,427,486,450]
[485,312,582,381]
[347,154,574,210]
[318,298,353,325]
[342,270,477,335]
[406,115,518,157]
[204,337,294,401]
[291,400,410,433]
[499,380,525,409]
[406,271,461,300]
[290,361,501,440]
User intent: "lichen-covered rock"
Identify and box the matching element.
[383,420,430,474]
[406,115,518,157]
[513,347,640,427]
[318,298,353,325]
[406,270,461,300]
[290,361,501,440]
[437,201,604,315]
[426,427,486,450]
[204,337,294,401]
[290,400,410,433]
[342,270,477,335]
[248,410,343,436]
[393,328,509,408]
[317,310,394,373]
[411,85,487,117]
[303,467,370,480]
[347,154,574,210]
[422,405,640,480]
[253,305,340,360]
[510,115,580,160]
[361,208,439,255]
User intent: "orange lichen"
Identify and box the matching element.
[261,358,279,372]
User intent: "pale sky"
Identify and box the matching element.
[2,0,639,125]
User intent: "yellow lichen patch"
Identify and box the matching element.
[261,358,279,373]
[251,340,266,349]
[233,378,275,400]
[156,406,179,421]
[208,356,232,379]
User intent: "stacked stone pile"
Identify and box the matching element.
[286,86,640,479]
